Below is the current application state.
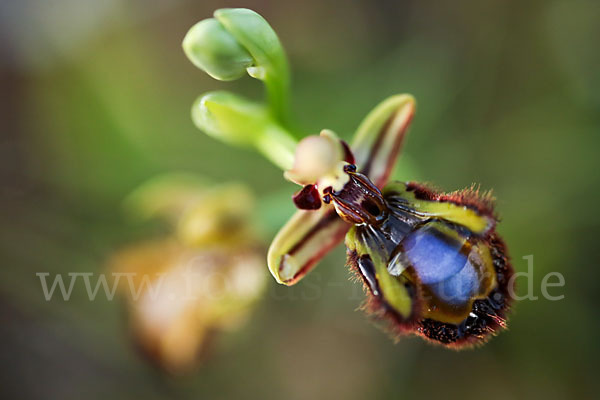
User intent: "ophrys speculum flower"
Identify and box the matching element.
[110,175,266,372]
[183,8,513,348]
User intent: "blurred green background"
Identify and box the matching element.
[1,0,599,399]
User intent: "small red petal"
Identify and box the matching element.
[292,184,322,210]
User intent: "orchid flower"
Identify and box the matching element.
[268,96,415,285]
[182,8,514,348]
[110,174,266,372]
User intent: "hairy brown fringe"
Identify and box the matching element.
[405,181,497,220]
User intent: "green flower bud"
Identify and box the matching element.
[183,8,290,124]
[183,18,254,81]
[192,91,296,170]
[213,8,288,84]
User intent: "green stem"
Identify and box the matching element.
[264,71,290,128]
[256,124,297,171]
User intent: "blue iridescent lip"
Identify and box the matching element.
[428,262,478,305]
[401,224,479,305]
[402,224,467,284]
